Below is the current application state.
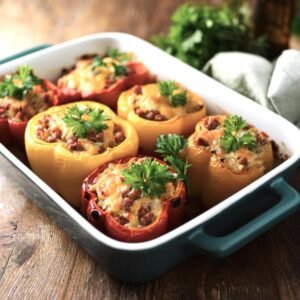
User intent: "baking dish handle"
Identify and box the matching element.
[0,44,52,64]
[188,177,300,257]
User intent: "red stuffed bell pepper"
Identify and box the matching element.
[82,156,186,243]
[57,49,154,110]
[0,65,58,146]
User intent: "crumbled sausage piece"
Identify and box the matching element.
[88,131,104,143]
[198,137,209,147]
[121,197,135,210]
[239,157,248,166]
[66,136,84,151]
[188,104,203,113]
[138,205,154,226]
[115,215,129,225]
[114,130,125,143]
[204,117,220,130]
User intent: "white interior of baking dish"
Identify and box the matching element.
[1,32,300,251]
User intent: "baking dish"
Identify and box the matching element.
[0,33,300,283]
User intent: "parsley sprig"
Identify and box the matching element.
[220,115,256,153]
[122,158,175,198]
[0,66,42,100]
[62,105,109,138]
[91,48,129,76]
[158,80,187,107]
[156,134,191,184]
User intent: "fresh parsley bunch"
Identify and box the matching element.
[0,66,42,100]
[63,105,109,138]
[152,4,268,70]
[220,115,256,153]
[122,158,175,198]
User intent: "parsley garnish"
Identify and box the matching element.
[158,80,187,107]
[113,63,127,77]
[91,57,105,70]
[91,48,129,76]
[220,115,256,153]
[107,48,131,61]
[0,66,42,100]
[62,105,109,138]
[156,134,191,184]
[122,158,175,198]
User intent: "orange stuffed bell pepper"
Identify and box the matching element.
[0,65,58,146]
[82,156,186,242]
[117,81,206,154]
[186,115,273,208]
[25,101,138,208]
[57,49,154,110]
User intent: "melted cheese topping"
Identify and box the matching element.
[58,54,132,93]
[131,84,203,119]
[36,105,121,156]
[0,85,52,122]
[194,116,270,174]
[89,158,177,228]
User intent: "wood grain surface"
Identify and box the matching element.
[0,0,300,299]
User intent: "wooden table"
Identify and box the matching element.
[0,0,300,299]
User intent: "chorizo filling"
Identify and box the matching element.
[89,158,177,228]
[0,66,54,122]
[35,105,126,155]
[129,82,204,121]
[194,115,271,174]
[58,49,135,93]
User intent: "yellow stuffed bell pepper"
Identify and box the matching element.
[25,101,138,208]
[118,81,206,154]
[186,115,273,208]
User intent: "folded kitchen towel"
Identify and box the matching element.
[203,50,300,128]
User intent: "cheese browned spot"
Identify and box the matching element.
[0,85,52,122]
[132,84,203,121]
[58,53,133,94]
[194,115,271,174]
[89,157,177,228]
[35,106,126,155]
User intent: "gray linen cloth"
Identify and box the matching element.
[203,50,300,128]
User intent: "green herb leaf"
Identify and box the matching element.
[91,57,105,70]
[122,158,175,198]
[158,80,187,107]
[113,63,127,77]
[62,105,109,138]
[107,48,131,61]
[156,134,187,157]
[155,134,190,185]
[0,66,42,100]
[220,115,256,153]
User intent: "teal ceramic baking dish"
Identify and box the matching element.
[1,33,300,283]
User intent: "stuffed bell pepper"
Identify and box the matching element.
[82,156,186,242]
[25,101,138,207]
[186,115,273,208]
[0,66,58,145]
[57,49,154,109]
[117,80,206,154]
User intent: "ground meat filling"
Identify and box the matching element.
[194,116,271,174]
[0,85,53,122]
[58,51,134,93]
[131,84,204,122]
[89,158,177,228]
[36,114,126,154]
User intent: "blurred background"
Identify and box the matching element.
[1,0,300,64]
